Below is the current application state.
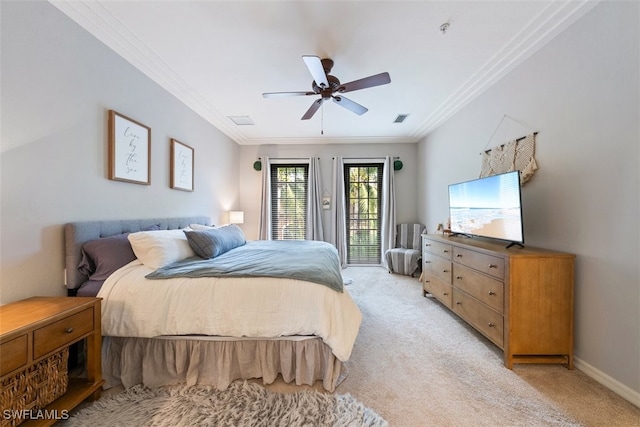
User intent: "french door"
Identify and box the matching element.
[344,163,383,264]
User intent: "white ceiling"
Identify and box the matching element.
[50,0,597,146]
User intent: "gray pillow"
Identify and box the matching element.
[77,224,161,280]
[184,225,246,259]
[78,232,136,280]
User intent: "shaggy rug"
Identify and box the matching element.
[63,380,387,427]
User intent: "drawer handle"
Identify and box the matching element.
[442,269,449,273]
[455,301,462,305]
[425,261,431,264]
[456,275,462,280]
[443,249,449,253]
[488,322,495,328]
[443,292,448,296]
[65,327,74,334]
[425,244,431,247]
[456,254,462,258]
[488,264,498,269]
[488,291,496,296]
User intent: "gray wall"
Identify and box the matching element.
[417,2,639,399]
[0,1,239,304]
[238,143,418,241]
[1,0,637,406]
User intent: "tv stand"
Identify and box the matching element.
[421,234,575,369]
[505,241,524,249]
[449,232,471,238]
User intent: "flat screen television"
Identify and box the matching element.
[448,171,524,248]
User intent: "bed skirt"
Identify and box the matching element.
[102,336,344,392]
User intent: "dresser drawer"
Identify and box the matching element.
[33,307,94,359]
[0,335,28,376]
[423,275,452,308]
[453,264,504,314]
[423,252,452,284]
[452,289,503,347]
[423,239,453,260]
[453,247,504,279]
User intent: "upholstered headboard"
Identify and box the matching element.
[64,216,211,290]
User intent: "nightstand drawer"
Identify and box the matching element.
[0,335,28,376]
[33,307,94,359]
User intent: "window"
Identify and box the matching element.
[344,163,383,264]
[270,164,309,240]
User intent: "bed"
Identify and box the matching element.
[64,216,362,392]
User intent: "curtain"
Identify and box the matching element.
[330,156,347,267]
[306,157,324,241]
[380,156,396,269]
[258,156,272,240]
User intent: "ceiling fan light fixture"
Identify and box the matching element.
[264,56,391,120]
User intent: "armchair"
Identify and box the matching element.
[385,223,426,277]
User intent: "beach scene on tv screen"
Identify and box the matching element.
[449,173,523,242]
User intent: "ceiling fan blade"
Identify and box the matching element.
[301,98,324,120]
[332,95,368,115]
[262,91,316,98]
[338,72,391,93]
[302,55,329,89]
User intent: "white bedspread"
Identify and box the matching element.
[97,260,362,361]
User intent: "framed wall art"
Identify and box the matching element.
[108,110,151,185]
[170,139,194,192]
[322,196,331,210]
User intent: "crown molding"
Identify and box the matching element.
[410,0,600,140]
[49,0,599,145]
[48,0,247,143]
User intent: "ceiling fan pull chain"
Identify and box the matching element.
[321,102,324,135]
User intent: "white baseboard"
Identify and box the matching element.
[574,356,640,408]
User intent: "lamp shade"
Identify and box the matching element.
[229,211,244,224]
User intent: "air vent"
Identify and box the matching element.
[394,114,410,123]
[228,116,255,125]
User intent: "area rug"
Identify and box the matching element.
[63,380,387,427]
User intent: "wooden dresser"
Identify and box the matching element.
[421,234,575,369]
[0,297,103,426]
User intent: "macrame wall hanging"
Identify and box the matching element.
[479,115,538,185]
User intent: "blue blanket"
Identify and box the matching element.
[146,240,344,293]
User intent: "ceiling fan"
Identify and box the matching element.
[262,55,391,120]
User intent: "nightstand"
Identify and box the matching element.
[0,297,103,426]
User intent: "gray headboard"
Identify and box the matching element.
[64,216,211,290]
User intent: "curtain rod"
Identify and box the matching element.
[332,156,399,159]
[257,157,319,160]
[481,132,538,154]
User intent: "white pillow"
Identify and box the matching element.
[189,223,215,231]
[128,229,196,269]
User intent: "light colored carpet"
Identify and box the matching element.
[64,380,387,426]
[267,267,640,427]
[75,266,640,426]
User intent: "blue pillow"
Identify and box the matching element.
[184,225,246,259]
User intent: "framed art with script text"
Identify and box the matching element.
[170,139,194,192]
[108,110,151,185]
